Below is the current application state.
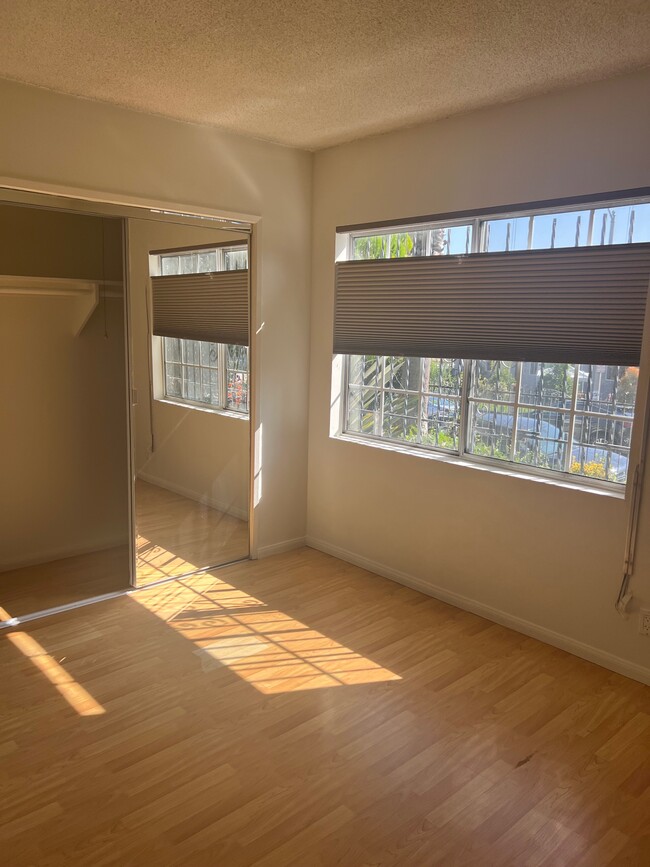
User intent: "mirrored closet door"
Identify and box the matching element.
[127,219,251,586]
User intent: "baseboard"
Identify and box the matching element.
[257,537,307,559]
[137,472,248,521]
[0,535,128,573]
[305,536,650,687]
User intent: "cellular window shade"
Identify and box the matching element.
[334,244,650,365]
[151,269,249,346]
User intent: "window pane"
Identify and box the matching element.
[519,362,575,408]
[422,396,460,450]
[444,225,473,255]
[352,232,426,259]
[200,366,213,404]
[530,211,591,249]
[570,415,631,483]
[164,338,181,362]
[227,371,249,412]
[515,408,569,471]
[382,391,419,441]
[227,344,249,372]
[483,216,532,252]
[165,375,182,398]
[576,365,638,416]
[161,255,179,275]
[423,358,463,396]
[352,225,473,260]
[226,345,249,413]
[471,361,518,402]
[200,342,218,368]
[348,355,381,389]
[182,365,197,401]
[224,249,248,270]
[591,203,650,246]
[467,402,514,461]
[180,253,199,273]
[197,250,217,272]
[384,356,421,391]
[346,387,380,434]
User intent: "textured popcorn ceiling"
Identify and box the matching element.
[0,1,648,149]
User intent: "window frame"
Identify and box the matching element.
[338,195,650,492]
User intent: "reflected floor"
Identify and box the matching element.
[0,481,248,618]
[135,479,249,586]
[0,545,130,619]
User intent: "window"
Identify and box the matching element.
[155,245,249,415]
[339,196,649,487]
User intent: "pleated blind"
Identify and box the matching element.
[152,269,249,346]
[334,244,650,365]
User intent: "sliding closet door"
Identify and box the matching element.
[128,219,251,586]
[0,204,131,618]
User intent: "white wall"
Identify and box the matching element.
[0,206,128,569]
[308,70,650,683]
[128,219,249,520]
[0,77,312,555]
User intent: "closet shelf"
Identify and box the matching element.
[0,275,121,336]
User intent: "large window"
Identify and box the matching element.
[156,245,249,415]
[340,197,649,487]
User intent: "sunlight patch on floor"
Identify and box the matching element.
[5,631,105,716]
[131,572,400,694]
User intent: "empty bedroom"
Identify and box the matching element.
[0,2,649,865]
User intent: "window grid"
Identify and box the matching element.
[343,357,636,486]
[163,341,249,414]
[341,196,648,488]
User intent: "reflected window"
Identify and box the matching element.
[156,245,249,415]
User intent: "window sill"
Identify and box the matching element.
[155,398,249,420]
[335,433,626,500]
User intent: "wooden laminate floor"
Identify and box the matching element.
[0,481,249,618]
[1,548,648,865]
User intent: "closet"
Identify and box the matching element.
[0,194,252,621]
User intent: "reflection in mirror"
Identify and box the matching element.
[128,221,250,586]
[0,203,130,618]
